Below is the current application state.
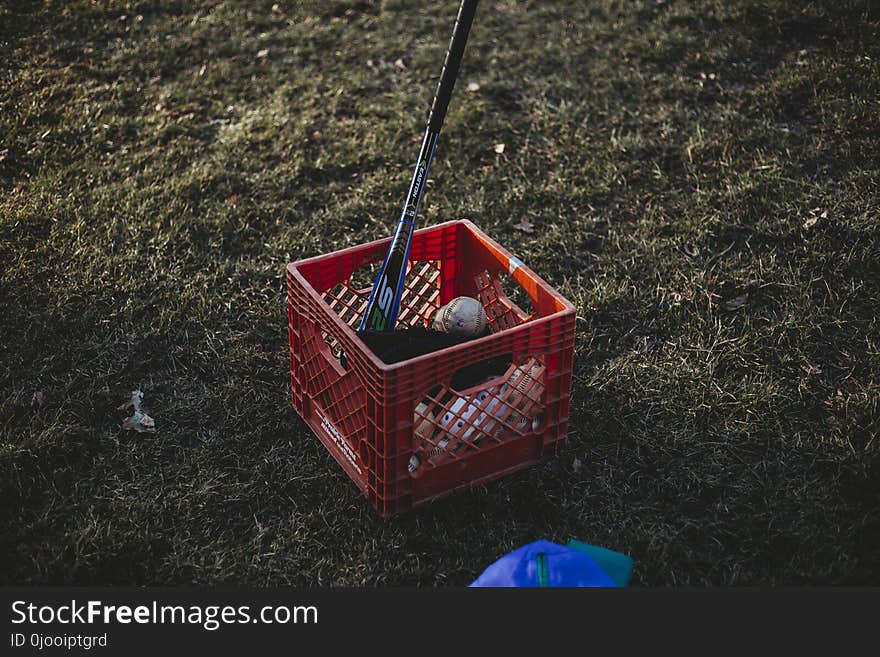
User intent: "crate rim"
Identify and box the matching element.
[287,218,576,373]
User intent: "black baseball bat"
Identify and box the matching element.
[359,0,479,332]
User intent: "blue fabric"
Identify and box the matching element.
[469,539,618,587]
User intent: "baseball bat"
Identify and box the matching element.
[359,0,479,332]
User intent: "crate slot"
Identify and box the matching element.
[408,356,547,475]
[474,269,534,332]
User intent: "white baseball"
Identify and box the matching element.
[413,400,436,440]
[491,361,544,433]
[410,399,441,473]
[432,296,489,337]
[469,382,508,443]
[437,376,506,447]
[507,361,544,405]
[440,396,476,441]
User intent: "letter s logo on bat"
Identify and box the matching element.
[377,278,394,314]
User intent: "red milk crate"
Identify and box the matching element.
[287,220,576,516]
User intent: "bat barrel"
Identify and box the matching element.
[427,0,479,133]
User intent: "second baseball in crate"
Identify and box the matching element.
[287,220,576,516]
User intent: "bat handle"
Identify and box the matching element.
[427,0,479,133]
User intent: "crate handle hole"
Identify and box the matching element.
[449,354,513,392]
[318,332,348,375]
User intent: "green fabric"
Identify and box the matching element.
[536,553,549,587]
[567,539,633,587]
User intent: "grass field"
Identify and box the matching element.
[2,0,878,586]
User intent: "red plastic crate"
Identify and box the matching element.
[287,219,576,516]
